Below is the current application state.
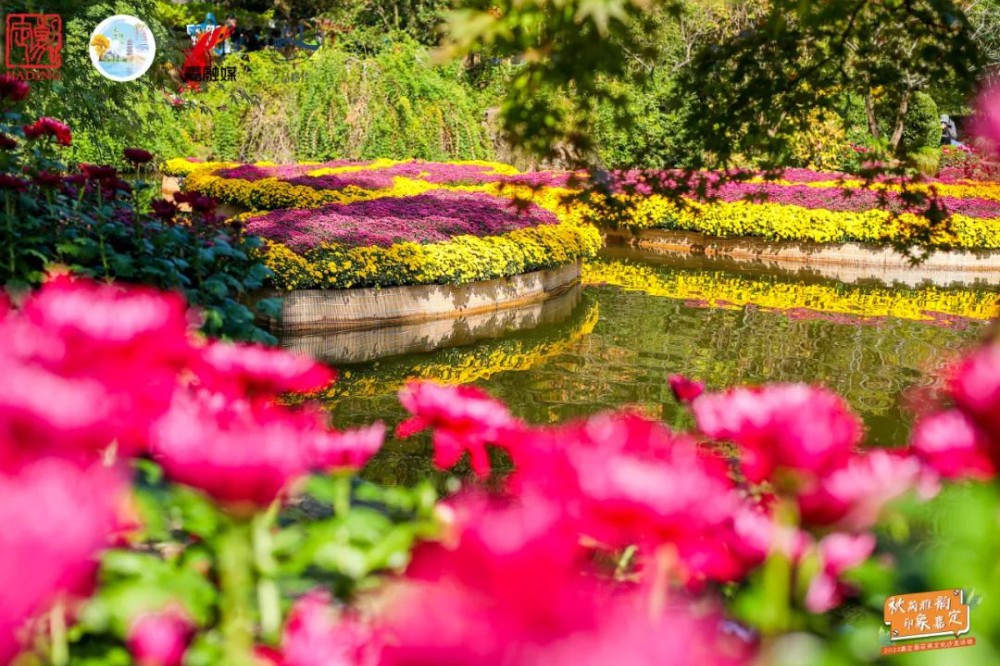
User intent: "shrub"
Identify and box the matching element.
[901,91,942,153]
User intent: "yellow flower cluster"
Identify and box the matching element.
[774,177,1000,203]
[613,196,1000,249]
[262,214,601,290]
[582,258,1000,324]
[162,158,246,178]
[313,299,599,402]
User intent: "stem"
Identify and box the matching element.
[218,521,257,665]
[96,188,110,280]
[253,504,281,644]
[648,544,677,620]
[50,600,68,666]
[4,192,14,277]
[758,498,797,635]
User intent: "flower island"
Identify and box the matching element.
[163,159,600,333]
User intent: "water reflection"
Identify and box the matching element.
[292,254,997,486]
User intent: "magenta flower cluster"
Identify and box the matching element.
[244,190,559,251]
[215,159,584,191]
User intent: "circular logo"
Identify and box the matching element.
[89,15,156,82]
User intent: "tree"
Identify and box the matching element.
[90,34,111,61]
[442,0,982,170]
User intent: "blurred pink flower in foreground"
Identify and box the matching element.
[973,84,1000,153]
[196,341,335,397]
[383,491,751,665]
[692,384,861,485]
[397,382,522,478]
[151,393,323,507]
[0,460,125,662]
[805,532,876,613]
[127,608,193,666]
[798,449,938,529]
[278,592,380,666]
[912,409,996,480]
[950,343,1000,445]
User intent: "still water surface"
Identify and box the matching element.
[284,252,999,486]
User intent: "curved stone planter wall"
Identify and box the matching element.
[254,260,582,335]
[604,228,1000,287]
[279,285,582,364]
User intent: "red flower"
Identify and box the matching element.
[127,609,193,666]
[174,191,217,214]
[22,117,71,146]
[279,591,381,666]
[692,384,861,487]
[396,382,522,478]
[669,373,704,403]
[0,134,16,151]
[151,199,179,222]
[79,163,118,181]
[0,75,29,103]
[0,175,27,191]
[32,171,63,188]
[124,148,154,164]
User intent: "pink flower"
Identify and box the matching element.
[127,609,193,666]
[150,392,316,507]
[396,382,522,478]
[0,459,124,662]
[0,356,116,469]
[309,423,386,471]
[669,374,704,403]
[798,449,937,529]
[692,384,861,486]
[195,341,336,397]
[384,493,597,661]
[805,532,875,613]
[912,409,996,480]
[15,276,193,455]
[973,84,1000,154]
[279,591,380,666]
[950,344,1000,443]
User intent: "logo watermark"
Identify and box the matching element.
[882,589,977,655]
[89,15,156,82]
[5,13,63,80]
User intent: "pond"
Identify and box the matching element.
[284,250,1000,487]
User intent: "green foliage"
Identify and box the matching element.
[70,462,439,662]
[2,0,187,165]
[148,40,492,163]
[0,107,276,344]
[901,92,942,153]
[592,72,700,169]
[292,38,490,160]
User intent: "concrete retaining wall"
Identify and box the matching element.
[254,260,582,335]
[604,228,1000,287]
